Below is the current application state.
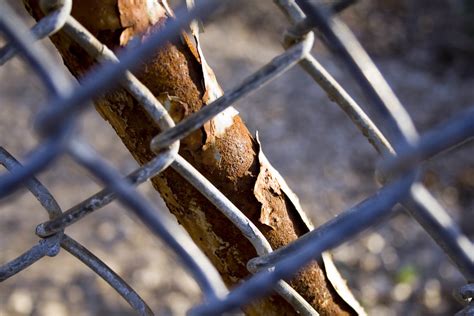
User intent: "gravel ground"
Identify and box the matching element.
[1,1,473,315]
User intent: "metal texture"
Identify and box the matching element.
[1,0,473,315]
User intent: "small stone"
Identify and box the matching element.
[366,233,386,254]
[97,221,118,243]
[8,289,34,315]
[133,266,164,288]
[391,283,413,302]
[423,279,441,310]
[38,301,68,316]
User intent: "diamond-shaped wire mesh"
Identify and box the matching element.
[0,0,473,315]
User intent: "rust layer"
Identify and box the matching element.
[24,1,356,315]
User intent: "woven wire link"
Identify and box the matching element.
[1,0,473,315]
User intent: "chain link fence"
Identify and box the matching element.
[1,0,473,314]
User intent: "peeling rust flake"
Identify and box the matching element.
[322,252,366,315]
[254,132,286,230]
[255,132,365,315]
[118,0,167,45]
[185,0,240,147]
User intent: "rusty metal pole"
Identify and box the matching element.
[24,1,360,314]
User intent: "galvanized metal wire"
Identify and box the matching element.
[1,0,473,315]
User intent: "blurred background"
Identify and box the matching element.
[1,0,473,315]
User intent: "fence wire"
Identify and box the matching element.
[0,0,473,315]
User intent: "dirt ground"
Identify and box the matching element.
[1,1,473,315]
